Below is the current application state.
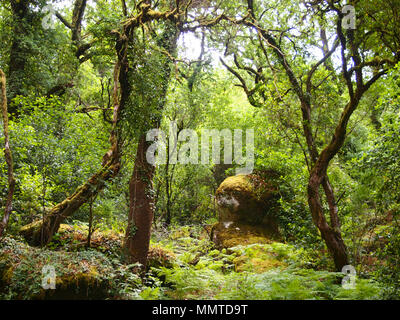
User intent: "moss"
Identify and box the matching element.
[147,245,176,269]
[0,237,116,300]
[58,224,75,233]
[212,221,278,249]
[0,234,182,299]
[57,266,99,289]
[19,222,123,255]
[47,266,103,299]
[217,175,254,195]
[215,174,281,241]
[2,266,14,283]
[19,220,42,245]
[233,255,286,273]
[39,268,109,300]
[170,227,191,240]
[216,174,279,210]
[231,244,288,273]
[19,220,42,233]
[223,236,270,248]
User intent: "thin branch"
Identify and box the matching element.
[306,37,339,94]
[55,12,73,29]
[220,57,252,97]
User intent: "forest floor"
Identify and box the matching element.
[0,223,383,300]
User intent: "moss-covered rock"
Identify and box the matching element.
[0,236,115,299]
[213,173,281,248]
[0,233,184,300]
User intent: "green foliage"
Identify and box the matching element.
[215,269,381,300]
[343,65,400,276]
[155,237,382,300]
[0,223,386,300]
[356,66,400,212]
[373,220,400,299]
[0,95,110,228]
[121,23,177,140]
[0,235,162,300]
[1,0,400,302]
[0,0,75,99]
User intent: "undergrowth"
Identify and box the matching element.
[0,225,384,300]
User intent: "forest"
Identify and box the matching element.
[0,0,399,301]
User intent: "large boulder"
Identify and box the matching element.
[212,173,281,248]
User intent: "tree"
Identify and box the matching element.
[3,0,72,112]
[121,0,221,269]
[123,14,180,270]
[28,0,182,246]
[220,0,400,270]
[0,69,15,237]
[7,0,35,105]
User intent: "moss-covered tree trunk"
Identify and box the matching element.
[123,17,179,270]
[21,3,182,247]
[7,0,32,111]
[32,158,120,245]
[0,69,16,237]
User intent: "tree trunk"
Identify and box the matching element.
[321,177,341,231]
[0,69,16,237]
[308,170,349,271]
[124,135,155,270]
[7,0,31,111]
[256,25,349,271]
[86,195,96,248]
[165,138,172,226]
[122,15,179,269]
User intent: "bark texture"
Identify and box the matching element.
[124,136,155,267]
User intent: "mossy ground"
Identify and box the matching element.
[231,244,288,273]
[0,224,384,300]
[0,236,115,299]
[153,229,382,300]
